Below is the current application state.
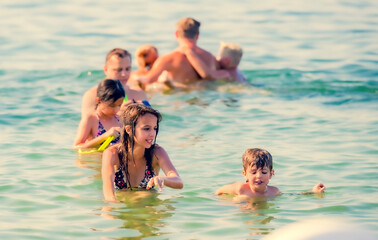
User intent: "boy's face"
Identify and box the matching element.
[243,164,274,193]
[142,50,158,68]
[104,55,132,84]
[217,54,231,69]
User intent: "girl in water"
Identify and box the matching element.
[73,79,124,149]
[101,103,183,202]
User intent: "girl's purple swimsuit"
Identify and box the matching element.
[96,117,120,144]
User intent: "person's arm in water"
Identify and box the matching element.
[146,145,183,191]
[301,183,326,195]
[135,56,172,86]
[182,45,230,80]
[215,182,241,195]
[73,114,121,149]
[101,147,118,202]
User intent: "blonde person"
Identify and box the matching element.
[81,48,148,117]
[183,42,247,83]
[129,44,170,91]
[101,103,183,202]
[134,44,159,75]
[216,148,326,198]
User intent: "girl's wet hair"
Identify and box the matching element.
[97,79,125,104]
[118,103,162,189]
[242,148,273,171]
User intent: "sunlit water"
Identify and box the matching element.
[1,0,377,239]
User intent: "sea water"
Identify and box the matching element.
[0,0,377,239]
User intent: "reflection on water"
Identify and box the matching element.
[76,152,176,239]
[242,199,276,239]
[224,196,277,239]
[75,151,103,179]
[101,191,176,239]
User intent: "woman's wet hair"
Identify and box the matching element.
[118,103,162,189]
[96,79,125,104]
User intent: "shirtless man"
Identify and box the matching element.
[133,17,217,89]
[128,44,159,89]
[81,48,148,117]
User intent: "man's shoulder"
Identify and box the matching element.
[161,50,186,61]
[149,51,180,71]
[83,85,97,97]
[127,86,148,100]
[155,50,190,71]
[196,47,216,58]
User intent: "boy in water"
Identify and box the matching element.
[216,148,325,197]
[216,42,247,82]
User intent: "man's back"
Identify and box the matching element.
[137,17,217,88]
[164,51,199,85]
[148,48,215,86]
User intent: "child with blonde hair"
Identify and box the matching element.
[133,44,159,75]
[129,44,170,90]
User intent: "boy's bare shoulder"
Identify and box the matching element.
[236,182,250,195]
[83,85,97,97]
[267,185,281,196]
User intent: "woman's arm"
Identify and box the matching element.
[73,114,120,149]
[73,114,96,149]
[101,147,117,202]
[147,146,183,191]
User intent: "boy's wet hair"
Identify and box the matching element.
[97,79,125,104]
[105,48,131,63]
[176,17,200,39]
[242,148,273,171]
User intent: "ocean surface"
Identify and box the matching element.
[1,0,377,239]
